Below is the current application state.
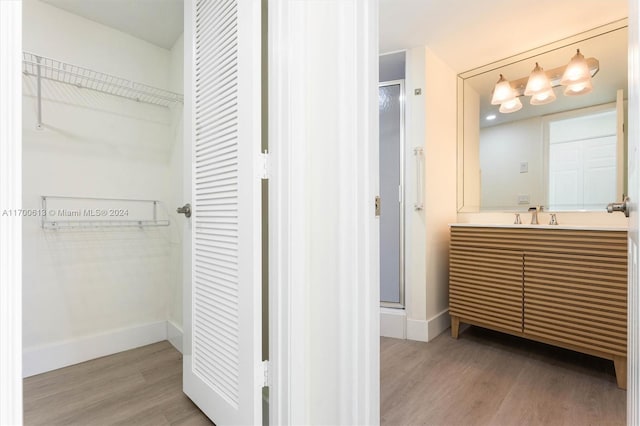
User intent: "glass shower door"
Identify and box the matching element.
[379,81,404,307]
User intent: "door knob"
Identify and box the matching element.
[607,197,630,218]
[177,203,192,218]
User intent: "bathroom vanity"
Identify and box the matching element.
[449,224,628,389]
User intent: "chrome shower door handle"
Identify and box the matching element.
[607,197,630,217]
[177,203,192,218]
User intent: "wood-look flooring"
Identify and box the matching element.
[381,326,626,426]
[25,327,625,426]
[23,341,213,426]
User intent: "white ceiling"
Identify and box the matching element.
[379,0,629,72]
[39,0,628,69]
[41,0,184,50]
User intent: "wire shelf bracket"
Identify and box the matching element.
[22,52,184,130]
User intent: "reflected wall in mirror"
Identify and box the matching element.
[457,20,628,212]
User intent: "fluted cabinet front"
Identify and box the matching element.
[450,247,523,334]
[449,225,628,389]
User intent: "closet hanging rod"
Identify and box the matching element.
[42,195,165,203]
[22,52,184,108]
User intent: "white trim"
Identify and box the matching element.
[23,321,168,378]
[167,320,183,354]
[406,309,450,342]
[427,309,451,340]
[269,0,379,424]
[628,0,640,422]
[380,48,408,57]
[268,1,308,422]
[403,46,427,333]
[380,308,406,339]
[406,318,428,342]
[0,1,23,424]
[181,0,194,385]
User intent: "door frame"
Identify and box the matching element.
[268,0,379,424]
[628,0,640,423]
[0,1,23,425]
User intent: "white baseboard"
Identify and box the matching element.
[406,309,450,342]
[23,320,168,378]
[167,319,183,354]
[406,318,428,342]
[427,309,450,340]
[380,307,406,339]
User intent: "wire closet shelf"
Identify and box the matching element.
[40,196,171,230]
[22,52,184,107]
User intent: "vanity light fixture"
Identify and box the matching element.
[560,49,594,95]
[491,49,599,114]
[490,74,516,105]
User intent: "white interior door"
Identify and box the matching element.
[183,0,263,424]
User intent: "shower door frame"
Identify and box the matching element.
[379,79,405,309]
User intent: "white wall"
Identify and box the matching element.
[404,46,457,342]
[423,48,458,332]
[167,34,185,334]
[480,117,544,209]
[22,0,183,374]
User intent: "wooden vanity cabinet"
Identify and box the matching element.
[449,225,628,389]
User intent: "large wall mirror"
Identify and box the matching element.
[457,20,628,212]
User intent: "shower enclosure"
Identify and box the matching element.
[379,80,405,308]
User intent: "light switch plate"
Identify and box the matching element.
[520,162,528,173]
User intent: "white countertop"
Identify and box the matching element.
[450,223,628,231]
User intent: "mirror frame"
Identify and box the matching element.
[456,19,628,213]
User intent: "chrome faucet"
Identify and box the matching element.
[549,213,558,225]
[529,206,538,225]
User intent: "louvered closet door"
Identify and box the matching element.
[183,0,262,424]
